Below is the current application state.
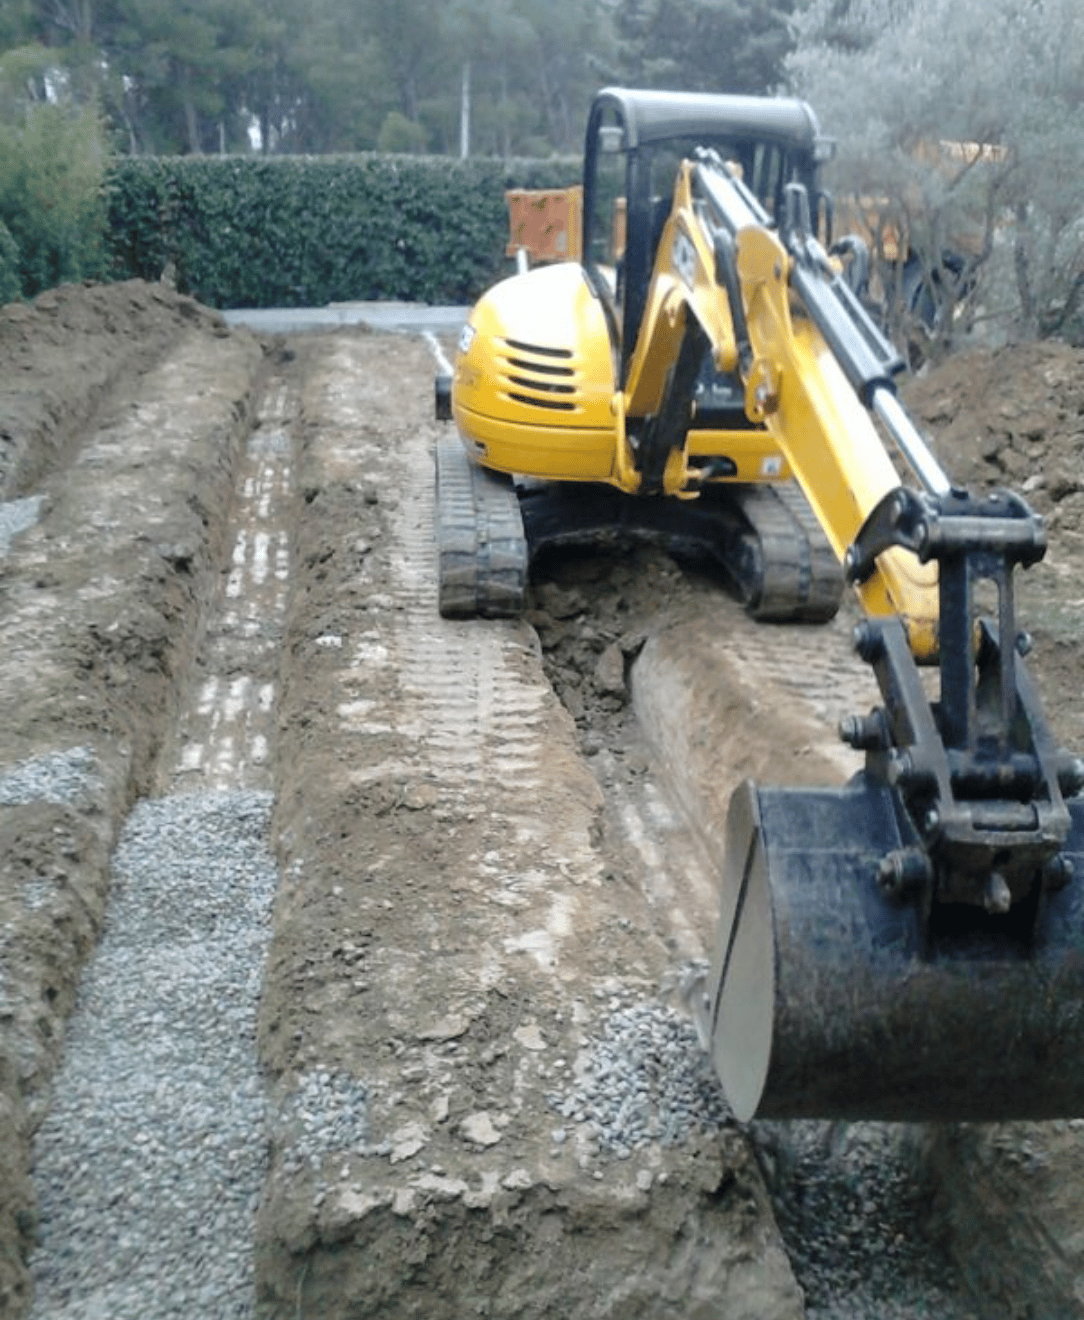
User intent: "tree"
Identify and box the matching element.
[240,0,391,154]
[786,0,1084,349]
[516,0,615,151]
[0,45,108,296]
[612,0,797,96]
[100,0,274,153]
[439,0,537,157]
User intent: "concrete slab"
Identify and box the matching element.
[222,303,470,337]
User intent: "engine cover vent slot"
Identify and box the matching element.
[507,392,577,411]
[503,337,573,359]
[499,338,581,412]
[505,355,574,378]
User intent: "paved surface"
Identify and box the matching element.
[221,303,470,337]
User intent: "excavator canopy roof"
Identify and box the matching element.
[589,87,829,159]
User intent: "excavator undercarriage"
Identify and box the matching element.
[435,430,842,623]
[434,87,1084,1122]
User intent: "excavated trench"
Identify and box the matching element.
[1,288,1084,1318]
[527,547,972,1319]
[27,342,301,1317]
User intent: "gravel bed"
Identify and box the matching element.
[0,748,100,807]
[29,789,277,1320]
[0,496,44,556]
[755,1120,971,1319]
[547,999,730,1155]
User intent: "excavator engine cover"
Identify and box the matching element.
[702,778,1084,1122]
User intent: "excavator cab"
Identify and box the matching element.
[579,88,832,382]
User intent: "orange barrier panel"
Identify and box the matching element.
[505,186,583,263]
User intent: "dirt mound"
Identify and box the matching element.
[902,340,1084,532]
[0,280,230,499]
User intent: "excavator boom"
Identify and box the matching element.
[670,151,1084,1120]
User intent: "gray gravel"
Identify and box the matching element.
[29,789,276,1320]
[755,1120,970,1319]
[0,747,100,807]
[547,998,730,1155]
[271,1070,374,1174]
[548,992,971,1315]
[0,495,44,555]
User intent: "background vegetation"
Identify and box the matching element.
[788,0,1084,353]
[105,153,581,306]
[0,0,1080,348]
[0,43,107,299]
[0,0,796,157]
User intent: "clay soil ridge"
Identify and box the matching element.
[256,332,802,1320]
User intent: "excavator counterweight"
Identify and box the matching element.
[435,87,1084,1122]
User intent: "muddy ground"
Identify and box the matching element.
[0,280,1083,1317]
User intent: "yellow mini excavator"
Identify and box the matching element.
[434,88,1084,1122]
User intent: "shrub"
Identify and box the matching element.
[0,50,108,297]
[377,113,428,155]
[105,152,583,308]
[0,218,20,303]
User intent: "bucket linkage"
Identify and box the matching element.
[691,484,1084,1122]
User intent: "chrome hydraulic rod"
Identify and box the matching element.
[871,386,952,498]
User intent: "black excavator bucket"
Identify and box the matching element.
[695,777,1084,1122]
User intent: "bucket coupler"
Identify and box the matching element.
[842,483,1083,915]
[695,483,1084,1122]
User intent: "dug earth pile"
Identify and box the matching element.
[0,281,1080,1318]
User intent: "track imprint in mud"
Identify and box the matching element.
[164,378,297,790]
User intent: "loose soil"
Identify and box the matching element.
[0,281,1082,1318]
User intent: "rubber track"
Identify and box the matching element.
[732,482,844,623]
[435,432,528,618]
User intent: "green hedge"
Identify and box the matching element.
[105,153,582,308]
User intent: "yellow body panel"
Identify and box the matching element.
[453,257,790,491]
[454,404,618,481]
[731,222,939,649]
[623,191,739,418]
[686,430,794,482]
[453,262,621,482]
